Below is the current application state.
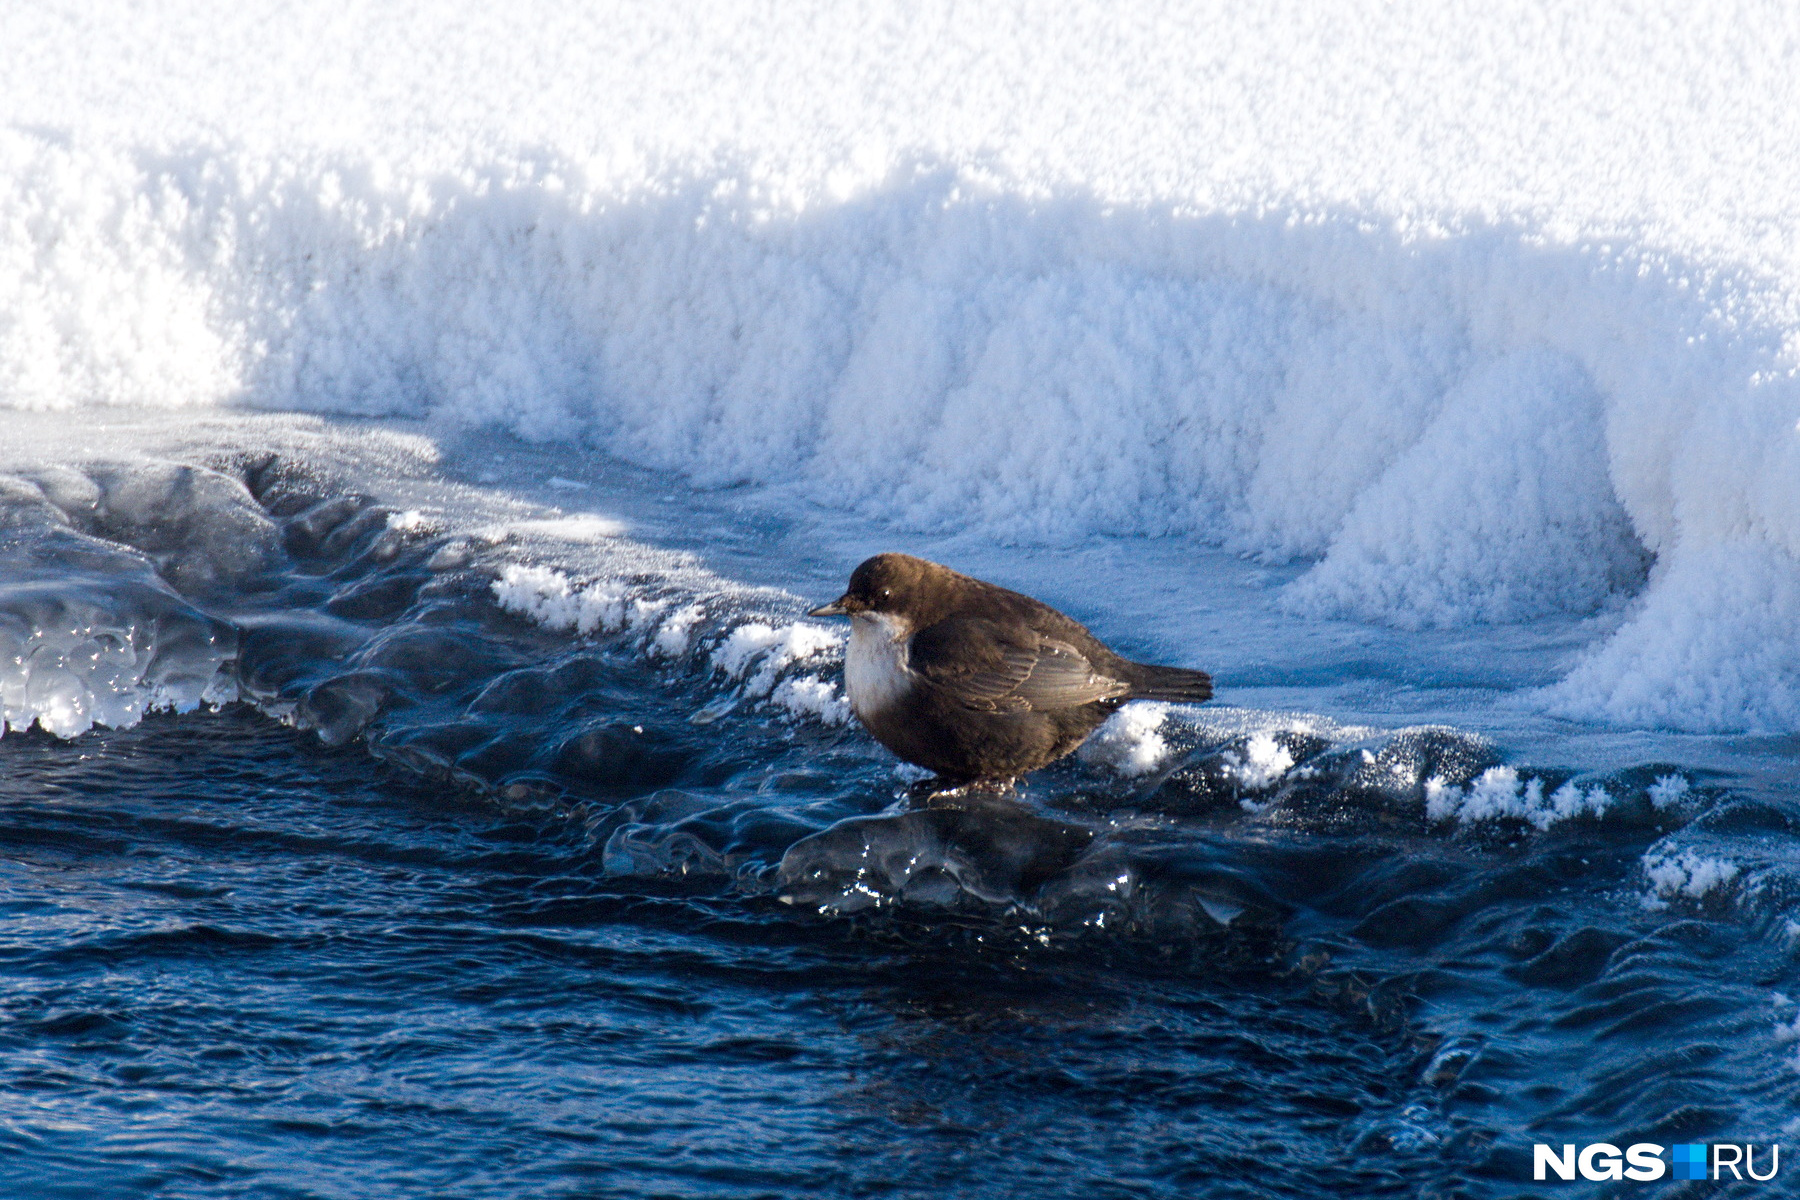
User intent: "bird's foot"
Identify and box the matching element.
[906,776,1019,809]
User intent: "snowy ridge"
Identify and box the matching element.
[5,4,1800,733]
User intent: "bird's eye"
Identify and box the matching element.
[880,588,891,599]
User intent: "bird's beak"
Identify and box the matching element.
[808,595,851,617]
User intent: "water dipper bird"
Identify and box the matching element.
[809,553,1212,784]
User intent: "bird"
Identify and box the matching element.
[808,553,1212,785]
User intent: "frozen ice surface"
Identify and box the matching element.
[0,464,242,739]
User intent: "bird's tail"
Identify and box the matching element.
[1126,663,1213,704]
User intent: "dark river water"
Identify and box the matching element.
[1,431,1796,1199]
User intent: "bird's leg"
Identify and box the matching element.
[910,776,1019,809]
[903,776,966,805]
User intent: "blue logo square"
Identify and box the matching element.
[1672,1143,1708,1180]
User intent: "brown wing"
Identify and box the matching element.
[908,616,1131,713]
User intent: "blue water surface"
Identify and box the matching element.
[0,433,1795,1199]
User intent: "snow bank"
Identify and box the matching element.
[5,2,1800,731]
[1539,542,1800,730]
[1282,350,1650,628]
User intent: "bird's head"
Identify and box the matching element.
[808,553,947,619]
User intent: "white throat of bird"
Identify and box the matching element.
[843,611,914,719]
